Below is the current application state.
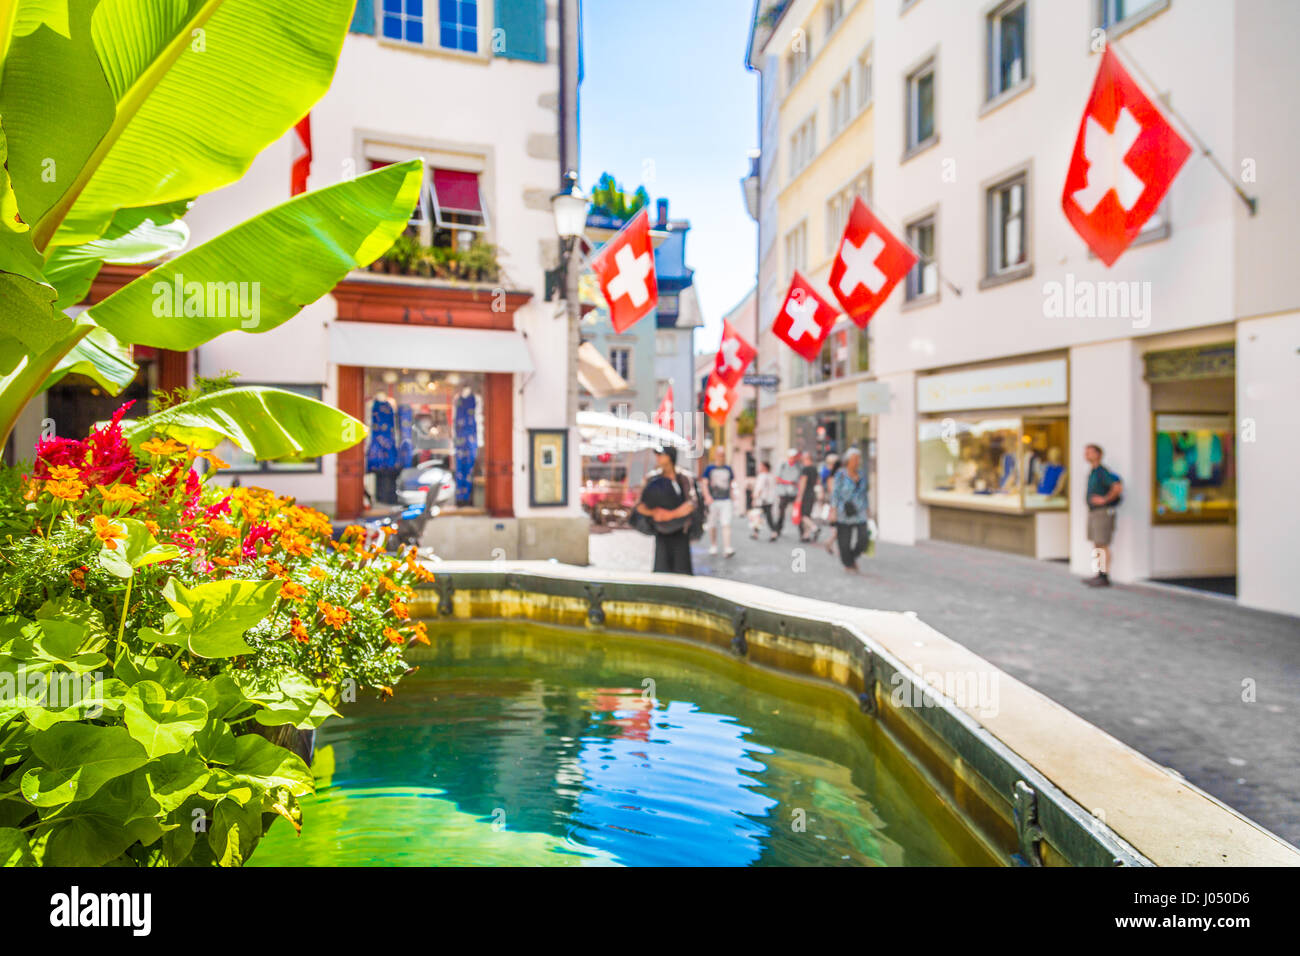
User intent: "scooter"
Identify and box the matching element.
[362,483,441,551]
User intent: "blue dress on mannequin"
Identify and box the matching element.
[453,389,477,506]
[366,398,398,472]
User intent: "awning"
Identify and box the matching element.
[577,410,691,450]
[432,169,483,215]
[577,341,628,397]
[330,321,533,374]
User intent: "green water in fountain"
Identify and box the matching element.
[252,622,998,866]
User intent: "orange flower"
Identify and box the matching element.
[98,484,146,505]
[281,533,312,557]
[144,519,161,536]
[45,478,86,501]
[288,617,309,643]
[266,558,290,579]
[410,563,436,583]
[407,621,430,646]
[383,627,405,645]
[141,437,187,456]
[281,581,307,601]
[356,583,372,599]
[47,465,82,482]
[193,449,229,470]
[68,566,87,589]
[211,555,237,567]
[308,566,328,582]
[378,575,400,593]
[317,600,352,630]
[92,515,126,549]
[389,598,410,621]
[208,519,238,539]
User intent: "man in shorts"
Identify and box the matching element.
[1083,443,1123,587]
[702,447,736,558]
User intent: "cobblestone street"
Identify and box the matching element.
[588,521,1300,846]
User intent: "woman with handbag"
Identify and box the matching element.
[829,447,870,573]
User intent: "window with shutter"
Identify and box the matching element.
[351,0,376,34]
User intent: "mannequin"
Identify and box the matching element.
[1037,446,1067,497]
[452,386,478,507]
[366,390,401,505]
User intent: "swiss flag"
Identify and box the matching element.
[1062,48,1191,266]
[702,372,738,425]
[290,115,312,196]
[592,208,658,332]
[829,198,917,327]
[773,271,837,362]
[713,319,757,388]
[653,384,674,430]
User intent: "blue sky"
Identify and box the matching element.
[579,0,758,354]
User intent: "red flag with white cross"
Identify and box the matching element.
[653,384,674,430]
[829,198,917,327]
[1062,48,1191,266]
[291,115,312,196]
[773,271,837,362]
[713,319,757,389]
[702,372,738,425]
[591,208,658,332]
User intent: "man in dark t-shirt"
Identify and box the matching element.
[702,448,736,558]
[1083,443,1123,587]
[795,452,820,542]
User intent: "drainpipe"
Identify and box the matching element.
[560,0,582,504]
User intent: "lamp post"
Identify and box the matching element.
[551,170,588,492]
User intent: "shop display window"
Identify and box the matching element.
[363,369,485,511]
[918,414,1068,512]
[1153,414,1235,523]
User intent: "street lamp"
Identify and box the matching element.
[551,170,589,243]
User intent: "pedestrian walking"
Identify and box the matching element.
[1083,443,1123,587]
[702,447,736,558]
[772,448,801,540]
[829,447,871,573]
[821,453,842,555]
[634,445,699,575]
[750,461,777,539]
[795,451,820,542]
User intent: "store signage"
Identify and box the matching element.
[917,358,1067,413]
[1143,343,1234,383]
[857,381,892,415]
[743,373,780,389]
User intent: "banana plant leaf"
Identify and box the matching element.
[85,160,423,350]
[0,0,357,251]
[120,385,367,459]
[40,321,137,395]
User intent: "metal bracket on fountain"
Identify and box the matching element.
[585,584,606,626]
[1013,780,1046,867]
[436,577,456,617]
[731,608,748,657]
[858,652,878,715]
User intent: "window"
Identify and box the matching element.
[987,172,1028,278]
[856,326,870,372]
[1153,414,1236,523]
[381,0,478,54]
[824,0,846,35]
[918,415,1069,512]
[658,293,680,316]
[370,160,488,248]
[788,115,817,179]
[655,332,676,356]
[825,167,872,254]
[1099,0,1164,31]
[857,47,873,111]
[905,216,937,300]
[829,72,853,136]
[439,0,479,53]
[784,221,808,279]
[609,347,632,384]
[786,29,813,89]
[987,0,1027,101]
[906,59,937,152]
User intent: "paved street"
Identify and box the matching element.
[588,521,1300,846]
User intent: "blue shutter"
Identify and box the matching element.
[495,0,546,62]
[350,0,376,34]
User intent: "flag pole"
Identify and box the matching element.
[1109,40,1258,216]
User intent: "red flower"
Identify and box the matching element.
[241,523,275,559]
[85,401,140,486]
[206,496,232,519]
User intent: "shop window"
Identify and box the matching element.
[215,384,324,475]
[1153,414,1236,523]
[918,414,1069,512]
[905,216,937,300]
[363,369,485,511]
[905,58,937,154]
[987,0,1028,102]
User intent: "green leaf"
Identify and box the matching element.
[143,753,210,813]
[38,771,165,866]
[193,716,236,764]
[0,828,36,866]
[23,677,130,730]
[208,794,263,867]
[96,516,182,578]
[122,386,367,459]
[86,161,423,349]
[225,733,314,796]
[21,723,151,806]
[41,323,139,396]
[122,680,208,758]
[160,576,282,658]
[0,116,43,282]
[236,670,331,729]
